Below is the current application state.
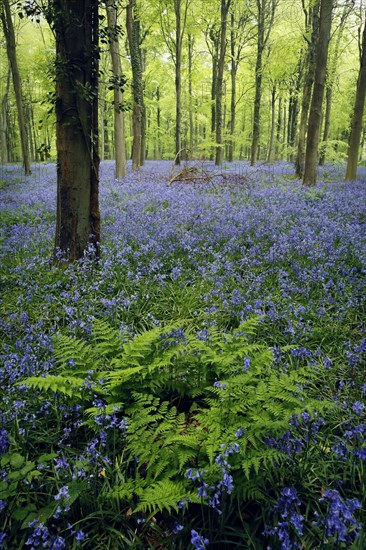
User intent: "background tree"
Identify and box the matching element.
[106,0,127,178]
[53,0,100,260]
[215,0,231,166]
[126,0,146,170]
[295,0,320,178]
[303,0,333,186]
[345,16,366,181]
[1,0,31,175]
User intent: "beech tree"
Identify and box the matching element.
[126,0,146,170]
[295,0,320,178]
[215,0,231,166]
[1,0,31,175]
[303,0,333,186]
[250,0,278,166]
[345,17,366,181]
[53,0,100,260]
[106,0,127,178]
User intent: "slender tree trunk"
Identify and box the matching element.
[54,0,100,261]
[319,85,332,165]
[267,86,276,162]
[173,0,182,165]
[1,0,31,175]
[215,0,231,166]
[303,0,333,186]
[295,2,320,177]
[250,0,276,165]
[210,47,218,161]
[106,0,127,178]
[250,19,263,166]
[0,70,10,164]
[283,97,287,157]
[345,19,366,181]
[156,86,161,159]
[228,12,236,163]
[126,0,145,170]
[188,33,194,159]
[275,95,282,159]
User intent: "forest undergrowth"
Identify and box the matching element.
[1,160,366,549]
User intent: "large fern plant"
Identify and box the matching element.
[21,317,333,515]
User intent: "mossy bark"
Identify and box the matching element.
[53,0,100,261]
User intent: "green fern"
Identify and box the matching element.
[20,375,84,396]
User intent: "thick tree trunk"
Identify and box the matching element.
[106,0,127,178]
[215,0,231,166]
[1,0,31,175]
[54,0,100,261]
[345,20,366,181]
[126,0,145,170]
[295,2,320,177]
[303,0,332,186]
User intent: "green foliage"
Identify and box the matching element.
[20,316,333,525]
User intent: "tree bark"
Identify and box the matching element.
[53,0,100,261]
[174,0,182,165]
[106,0,127,178]
[267,86,276,162]
[295,1,320,177]
[188,33,194,159]
[303,0,333,186]
[0,70,10,164]
[250,0,277,166]
[208,27,219,161]
[318,85,332,165]
[228,11,236,163]
[215,0,231,166]
[345,19,366,181]
[126,0,145,170]
[1,0,31,175]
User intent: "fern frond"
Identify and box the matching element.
[20,375,84,396]
[134,480,193,513]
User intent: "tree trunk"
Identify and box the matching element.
[319,85,332,165]
[156,86,161,159]
[174,0,182,165]
[0,70,10,164]
[267,86,276,162]
[228,12,236,163]
[53,0,100,261]
[1,0,31,175]
[210,40,218,161]
[188,33,194,159]
[215,0,231,166]
[275,95,282,159]
[250,0,276,166]
[345,19,366,181]
[106,0,127,178]
[303,0,332,186]
[126,0,145,170]
[295,1,320,177]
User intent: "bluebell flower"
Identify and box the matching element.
[191,529,209,549]
[316,489,362,543]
